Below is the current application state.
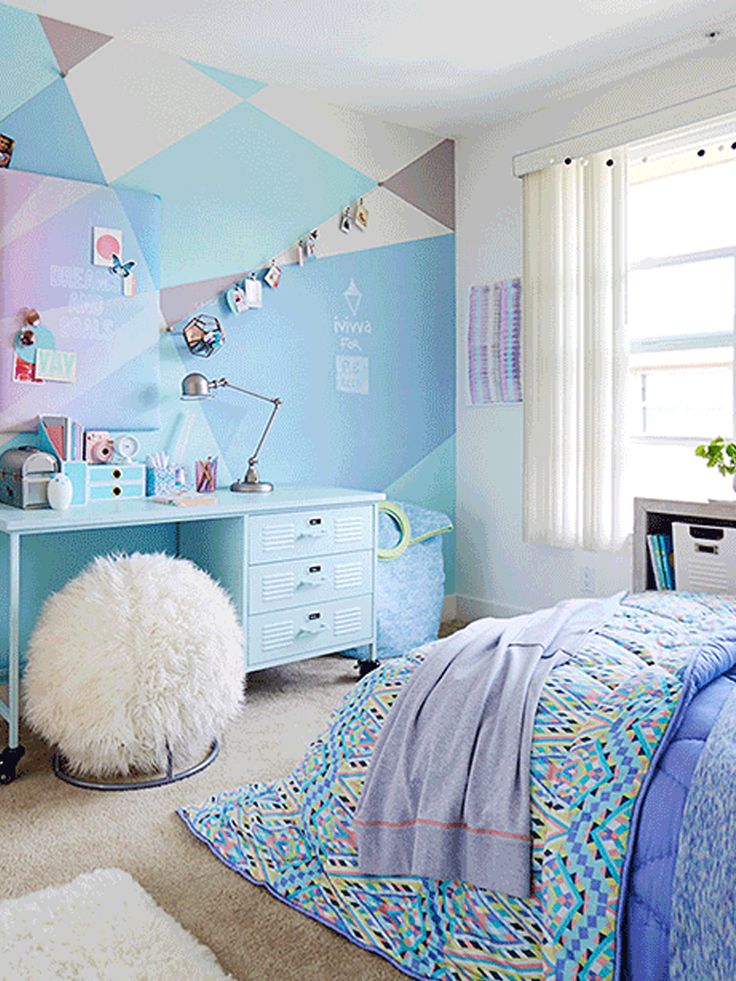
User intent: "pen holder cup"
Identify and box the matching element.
[195,457,218,494]
[146,465,191,497]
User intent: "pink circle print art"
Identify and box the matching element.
[93,227,122,267]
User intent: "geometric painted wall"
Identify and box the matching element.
[0,2,456,589]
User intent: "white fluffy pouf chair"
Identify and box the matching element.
[24,552,244,784]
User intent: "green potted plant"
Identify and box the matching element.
[695,436,736,491]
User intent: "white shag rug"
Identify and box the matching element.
[24,552,245,777]
[0,869,232,980]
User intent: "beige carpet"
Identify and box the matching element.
[0,625,465,981]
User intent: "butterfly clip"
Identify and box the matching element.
[110,253,136,278]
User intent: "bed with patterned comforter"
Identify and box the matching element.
[179,592,736,980]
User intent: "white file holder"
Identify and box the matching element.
[673,521,736,594]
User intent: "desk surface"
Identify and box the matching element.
[0,486,385,535]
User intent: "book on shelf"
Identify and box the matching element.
[647,533,675,590]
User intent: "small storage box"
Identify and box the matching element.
[88,463,145,502]
[0,447,58,509]
[673,522,736,594]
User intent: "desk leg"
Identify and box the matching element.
[1,533,25,784]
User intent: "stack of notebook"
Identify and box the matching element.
[38,415,84,462]
[647,533,675,590]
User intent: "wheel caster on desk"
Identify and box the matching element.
[356,659,381,679]
[0,745,25,784]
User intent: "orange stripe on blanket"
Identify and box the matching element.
[353,816,531,841]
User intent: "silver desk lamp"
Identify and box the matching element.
[180,372,282,493]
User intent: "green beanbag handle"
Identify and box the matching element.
[377,501,412,561]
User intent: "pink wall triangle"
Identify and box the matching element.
[39,15,111,76]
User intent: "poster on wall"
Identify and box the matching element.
[0,169,162,432]
[466,279,522,406]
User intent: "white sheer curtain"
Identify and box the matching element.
[522,148,629,551]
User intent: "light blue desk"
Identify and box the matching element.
[0,486,383,784]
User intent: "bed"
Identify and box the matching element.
[179,592,736,979]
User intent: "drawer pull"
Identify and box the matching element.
[297,526,327,540]
[297,622,328,637]
[297,574,327,589]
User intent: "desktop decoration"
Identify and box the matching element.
[85,431,114,464]
[46,473,73,511]
[114,434,140,463]
[180,372,282,493]
[145,450,189,497]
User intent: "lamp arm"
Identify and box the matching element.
[248,398,282,466]
[209,377,283,485]
[214,378,280,406]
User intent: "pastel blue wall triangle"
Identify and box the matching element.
[114,100,376,288]
[0,2,59,120]
[0,77,104,184]
[188,61,266,101]
[385,435,456,592]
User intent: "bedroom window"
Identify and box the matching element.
[627,145,736,500]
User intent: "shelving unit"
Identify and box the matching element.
[633,497,736,591]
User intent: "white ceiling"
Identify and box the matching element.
[7,0,736,135]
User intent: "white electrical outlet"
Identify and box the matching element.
[581,566,596,595]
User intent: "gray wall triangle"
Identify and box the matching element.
[39,16,112,75]
[382,139,455,231]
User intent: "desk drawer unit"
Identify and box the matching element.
[88,464,145,502]
[245,503,377,670]
[249,550,373,615]
[248,594,373,668]
[249,505,373,564]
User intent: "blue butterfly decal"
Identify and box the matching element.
[110,253,136,278]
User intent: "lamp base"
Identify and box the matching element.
[230,479,273,493]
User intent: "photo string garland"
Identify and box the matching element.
[166,188,377,357]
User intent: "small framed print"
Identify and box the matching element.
[355,199,369,230]
[305,232,318,259]
[339,208,352,234]
[0,133,14,169]
[245,276,263,308]
[93,227,123,267]
[264,262,282,289]
[226,284,248,313]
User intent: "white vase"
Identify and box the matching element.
[47,474,73,510]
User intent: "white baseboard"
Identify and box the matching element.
[441,594,458,621]
[456,594,531,621]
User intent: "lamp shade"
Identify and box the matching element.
[180,372,213,400]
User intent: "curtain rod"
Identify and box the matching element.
[513,81,736,178]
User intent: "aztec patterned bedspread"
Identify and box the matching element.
[179,592,736,980]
